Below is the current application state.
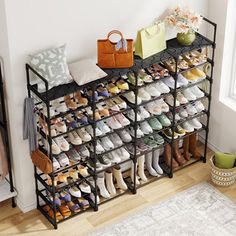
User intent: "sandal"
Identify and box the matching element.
[74,91,88,106]
[106,99,120,112]
[112,97,127,109]
[116,79,129,90]
[52,118,67,133]
[163,58,179,73]
[69,169,79,181]
[47,175,58,186]
[97,104,110,117]
[64,95,77,110]
[65,115,78,129]
[59,205,71,218]
[67,201,81,213]
[152,64,169,77]
[127,72,143,86]
[75,112,88,125]
[97,85,109,97]
[84,89,98,102]
[78,197,90,209]
[60,191,72,202]
[106,83,120,94]
[137,69,153,83]
[47,208,64,222]
[57,173,69,184]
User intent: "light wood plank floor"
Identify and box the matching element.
[0,145,235,236]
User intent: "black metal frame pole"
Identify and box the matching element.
[0,63,16,207]
[91,84,98,211]
[203,22,217,163]
[169,57,179,178]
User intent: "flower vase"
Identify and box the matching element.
[177,30,196,46]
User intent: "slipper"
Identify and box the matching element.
[47,208,64,222]
[64,95,77,110]
[84,89,98,101]
[65,115,78,129]
[75,112,88,125]
[137,69,153,83]
[57,173,69,183]
[60,191,72,202]
[67,201,81,213]
[59,205,71,218]
[78,197,90,209]
[97,85,109,97]
[52,118,67,133]
[116,79,129,90]
[74,91,88,106]
[152,63,169,77]
[106,83,120,94]
[69,169,79,181]
[127,72,143,86]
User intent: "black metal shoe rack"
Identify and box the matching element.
[26,17,216,229]
[0,60,16,207]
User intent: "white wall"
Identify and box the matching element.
[1,0,208,212]
[206,0,236,153]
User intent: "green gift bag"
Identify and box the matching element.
[135,21,167,59]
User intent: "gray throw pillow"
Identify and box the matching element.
[30,44,72,92]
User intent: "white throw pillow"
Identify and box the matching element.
[69,59,107,86]
[29,44,72,92]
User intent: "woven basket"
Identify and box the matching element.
[210,157,236,187]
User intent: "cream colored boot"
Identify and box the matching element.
[138,155,147,182]
[97,173,110,198]
[105,169,116,195]
[113,165,128,190]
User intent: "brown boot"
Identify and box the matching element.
[173,140,187,166]
[189,133,201,159]
[164,143,179,169]
[183,136,191,161]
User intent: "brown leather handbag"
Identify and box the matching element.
[97,30,134,68]
[31,149,52,174]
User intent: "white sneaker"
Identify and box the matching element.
[110,133,123,147]
[68,131,82,145]
[146,102,162,115]
[86,125,103,137]
[107,116,122,129]
[107,151,121,163]
[138,106,150,119]
[165,95,180,107]
[186,104,197,116]
[54,136,70,152]
[194,101,205,112]
[101,137,114,151]
[115,147,130,161]
[118,129,132,143]
[145,85,161,97]
[181,121,195,132]
[89,141,104,154]
[190,86,204,98]
[178,107,188,118]
[97,121,111,134]
[77,128,91,142]
[123,92,142,104]
[188,118,202,129]
[128,126,144,138]
[183,89,196,101]
[177,92,188,104]
[154,80,170,94]
[138,88,151,101]
[52,99,67,113]
[126,109,141,121]
[140,121,153,134]
[58,153,70,167]
[53,157,60,171]
[163,76,180,89]
[115,113,130,126]
[156,99,169,113]
[177,73,189,87]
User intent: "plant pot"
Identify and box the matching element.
[177,31,196,46]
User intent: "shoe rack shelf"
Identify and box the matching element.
[26,17,216,229]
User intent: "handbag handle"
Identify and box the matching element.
[107,30,124,41]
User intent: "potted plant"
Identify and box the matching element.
[165,6,203,46]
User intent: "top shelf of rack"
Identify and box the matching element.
[27,32,214,102]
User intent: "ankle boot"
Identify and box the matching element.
[113,165,128,190]
[189,133,201,159]
[145,152,158,176]
[173,140,187,166]
[131,162,140,184]
[105,169,116,195]
[183,136,191,161]
[164,143,179,169]
[138,155,147,182]
[152,149,164,175]
[97,173,110,198]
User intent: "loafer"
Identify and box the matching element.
[148,118,163,131]
[158,114,171,127]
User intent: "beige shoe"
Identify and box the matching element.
[113,165,128,190]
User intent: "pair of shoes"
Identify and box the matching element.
[117,129,132,143]
[127,126,144,138]
[146,63,169,79]
[97,165,127,198]
[106,147,130,163]
[146,99,169,115]
[106,113,130,130]
[145,149,164,176]
[182,68,206,83]
[183,49,207,66]
[45,136,70,155]
[181,118,202,132]
[183,86,204,101]
[122,91,142,104]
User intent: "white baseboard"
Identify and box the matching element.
[199,134,221,153]
[17,198,36,213]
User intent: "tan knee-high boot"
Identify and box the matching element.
[189,133,201,159]
[183,136,191,161]
[173,140,187,166]
[164,143,179,169]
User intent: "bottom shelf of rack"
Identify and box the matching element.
[0,179,17,202]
